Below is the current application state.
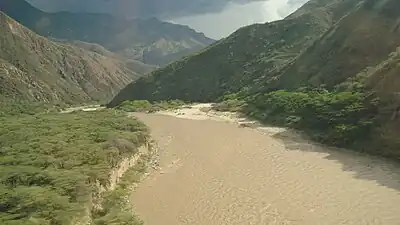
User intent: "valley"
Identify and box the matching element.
[1,0,400,224]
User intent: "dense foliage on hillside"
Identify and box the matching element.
[0,105,149,225]
[216,89,380,146]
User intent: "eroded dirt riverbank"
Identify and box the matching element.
[131,104,400,225]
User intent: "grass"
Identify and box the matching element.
[0,103,150,225]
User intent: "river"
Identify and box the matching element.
[130,104,400,225]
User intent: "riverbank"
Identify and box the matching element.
[156,103,289,134]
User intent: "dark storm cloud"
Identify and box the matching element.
[26,0,308,39]
[27,0,267,18]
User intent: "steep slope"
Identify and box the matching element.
[267,0,400,156]
[275,0,400,89]
[107,0,362,106]
[54,39,158,75]
[244,0,400,158]
[354,46,400,156]
[0,0,215,66]
[0,12,138,104]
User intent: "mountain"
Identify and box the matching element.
[53,39,157,75]
[0,11,144,104]
[274,0,400,89]
[108,0,362,105]
[108,0,400,159]
[26,0,265,19]
[0,0,215,66]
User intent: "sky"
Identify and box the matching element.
[168,0,308,39]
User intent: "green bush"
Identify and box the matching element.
[0,110,149,225]
[116,100,185,113]
[0,98,64,117]
[242,89,379,146]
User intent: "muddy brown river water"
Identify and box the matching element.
[131,105,400,225]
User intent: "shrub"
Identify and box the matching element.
[0,109,149,225]
[242,89,380,146]
[116,100,185,113]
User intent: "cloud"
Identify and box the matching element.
[27,0,305,18]
[169,0,308,39]
[27,0,249,16]
[26,0,308,39]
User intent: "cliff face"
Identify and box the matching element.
[86,143,152,225]
[0,12,140,104]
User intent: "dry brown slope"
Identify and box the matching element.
[0,11,139,104]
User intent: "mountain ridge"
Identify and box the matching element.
[107,0,363,105]
[0,11,140,104]
[0,0,215,66]
[274,0,400,90]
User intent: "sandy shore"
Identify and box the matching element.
[129,104,400,225]
[157,103,286,134]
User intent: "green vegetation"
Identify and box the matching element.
[212,89,399,158]
[0,105,149,225]
[116,100,185,113]
[212,88,400,160]
[242,90,379,146]
[0,98,66,117]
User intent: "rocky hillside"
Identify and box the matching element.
[107,0,362,105]
[54,39,157,75]
[0,12,142,104]
[108,0,400,159]
[0,0,215,66]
